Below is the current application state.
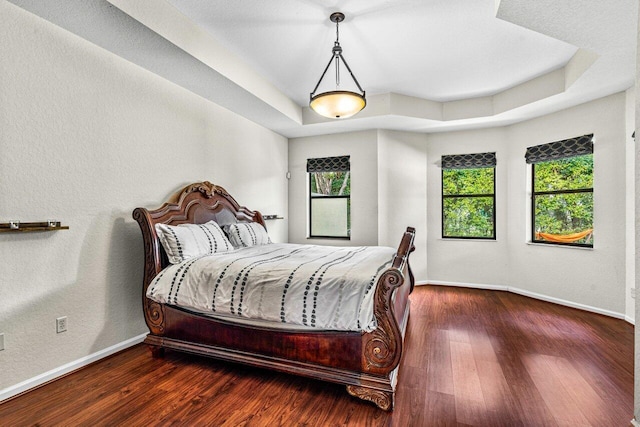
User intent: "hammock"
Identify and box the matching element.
[535,229,593,243]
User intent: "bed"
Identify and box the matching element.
[132,181,416,410]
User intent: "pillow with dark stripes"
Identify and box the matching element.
[228,222,271,248]
[155,220,233,264]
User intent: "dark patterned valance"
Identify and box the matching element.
[525,134,593,164]
[441,152,496,170]
[306,155,350,172]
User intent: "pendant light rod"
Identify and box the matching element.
[309,12,365,99]
[334,11,341,42]
[335,15,341,86]
[338,51,365,94]
[310,50,338,97]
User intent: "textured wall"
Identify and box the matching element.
[288,130,379,247]
[625,87,636,323]
[377,130,428,281]
[505,93,627,314]
[0,1,287,391]
[427,93,629,316]
[288,130,429,281]
[426,127,510,287]
[634,0,640,418]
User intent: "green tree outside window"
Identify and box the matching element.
[442,167,495,239]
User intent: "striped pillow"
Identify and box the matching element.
[155,220,233,264]
[228,222,271,248]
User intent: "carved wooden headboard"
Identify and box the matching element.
[132,181,265,293]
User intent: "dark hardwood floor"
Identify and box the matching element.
[1,285,634,426]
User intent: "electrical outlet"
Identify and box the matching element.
[56,316,67,333]
[0,333,4,351]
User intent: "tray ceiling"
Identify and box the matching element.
[7,0,638,137]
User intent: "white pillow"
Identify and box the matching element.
[155,220,233,264]
[228,222,271,248]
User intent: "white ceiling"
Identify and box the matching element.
[165,0,577,105]
[8,0,638,138]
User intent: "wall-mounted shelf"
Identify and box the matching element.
[0,221,69,233]
[263,215,284,220]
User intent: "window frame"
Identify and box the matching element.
[530,155,593,248]
[441,165,496,240]
[308,170,351,240]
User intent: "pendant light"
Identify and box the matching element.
[309,12,366,119]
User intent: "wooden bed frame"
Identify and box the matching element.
[132,181,416,410]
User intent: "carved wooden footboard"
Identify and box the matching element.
[133,181,415,410]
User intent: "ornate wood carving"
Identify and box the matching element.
[182,181,228,199]
[346,385,393,411]
[362,228,415,375]
[133,207,165,334]
[144,300,165,334]
[363,269,403,374]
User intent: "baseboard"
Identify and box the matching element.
[423,280,507,292]
[426,280,629,322]
[0,333,147,403]
[630,417,640,427]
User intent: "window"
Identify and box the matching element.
[308,156,350,238]
[527,134,594,247]
[442,152,496,239]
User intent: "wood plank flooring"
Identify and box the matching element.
[0,285,634,426]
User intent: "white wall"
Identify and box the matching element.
[625,87,636,323]
[426,127,510,287]
[507,94,627,314]
[634,0,640,418]
[288,130,379,247]
[377,130,428,281]
[288,130,428,280]
[0,1,287,393]
[427,93,629,317]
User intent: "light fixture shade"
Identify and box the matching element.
[310,91,366,119]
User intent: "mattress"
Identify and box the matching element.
[147,243,396,332]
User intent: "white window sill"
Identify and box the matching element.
[526,242,594,251]
[439,238,497,242]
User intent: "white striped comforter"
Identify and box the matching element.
[147,243,396,332]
